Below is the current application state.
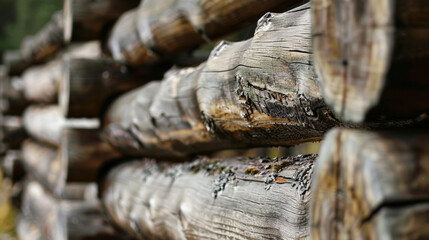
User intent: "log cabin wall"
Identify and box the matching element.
[0,0,428,239]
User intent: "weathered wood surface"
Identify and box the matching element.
[20,181,127,240]
[63,0,140,42]
[23,105,64,146]
[107,0,303,65]
[105,4,339,158]
[102,154,316,240]
[21,41,102,103]
[312,0,429,122]
[60,57,166,118]
[311,128,429,240]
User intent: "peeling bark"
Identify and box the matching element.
[311,128,429,240]
[101,154,316,240]
[105,4,339,157]
[312,0,429,122]
[107,0,304,65]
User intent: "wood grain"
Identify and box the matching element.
[102,154,316,240]
[312,0,429,122]
[105,4,339,158]
[311,128,429,240]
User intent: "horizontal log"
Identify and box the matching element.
[21,41,102,103]
[312,0,429,122]
[23,105,64,145]
[311,128,429,239]
[101,154,316,239]
[21,181,127,240]
[63,0,140,42]
[107,0,302,65]
[60,57,167,118]
[105,4,339,157]
[21,11,64,63]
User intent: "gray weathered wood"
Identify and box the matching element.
[63,0,140,42]
[104,4,339,158]
[311,128,429,240]
[102,154,316,239]
[312,0,429,122]
[107,0,303,65]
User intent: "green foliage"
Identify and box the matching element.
[0,0,62,53]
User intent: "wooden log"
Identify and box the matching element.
[107,0,302,65]
[105,4,340,158]
[17,215,42,240]
[101,154,316,239]
[1,150,25,182]
[1,116,28,150]
[23,105,64,146]
[21,41,102,103]
[21,181,127,240]
[63,0,140,42]
[60,128,122,183]
[2,51,30,76]
[312,0,429,122]
[311,128,429,240]
[60,57,166,118]
[20,11,64,65]
[0,75,30,116]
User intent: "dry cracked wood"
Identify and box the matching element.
[63,0,140,42]
[101,154,316,240]
[104,4,339,158]
[20,181,127,240]
[311,128,429,240]
[107,0,303,65]
[21,41,102,103]
[312,0,429,122]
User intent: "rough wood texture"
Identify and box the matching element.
[107,0,303,65]
[64,0,140,42]
[311,128,429,240]
[102,154,316,240]
[21,41,102,103]
[105,4,339,158]
[21,11,64,62]
[60,128,122,183]
[20,181,126,240]
[312,0,429,122]
[60,57,166,118]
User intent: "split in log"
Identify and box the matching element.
[60,57,167,118]
[104,4,340,158]
[311,128,429,239]
[107,0,303,65]
[23,105,99,146]
[312,0,429,122]
[101,154,316,239]
[21,41,102,103]
[63,0,140,42]
[20,181,128,240]
[1,116,28,150]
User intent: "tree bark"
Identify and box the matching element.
[311,128,429,240]
[101,154,316,240]
[104,4,340,158]
[63,0,140,42]
[312,0,429,123]
[107,0,304,65]
[60,57,167,118]
[21,41,102,103]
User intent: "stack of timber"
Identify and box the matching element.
[107,0,306,65]
[104,3,340,158]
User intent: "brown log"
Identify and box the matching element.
[21,41,102,103]
[104,4,340,158]
[311,128,429,240]
[20,11,64,65]
[63,0,140,42]
[107,0,303,65]
[21,181,128,240]
[101,154,316,239]
[59,57,166,118]
[312,0,429,123]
